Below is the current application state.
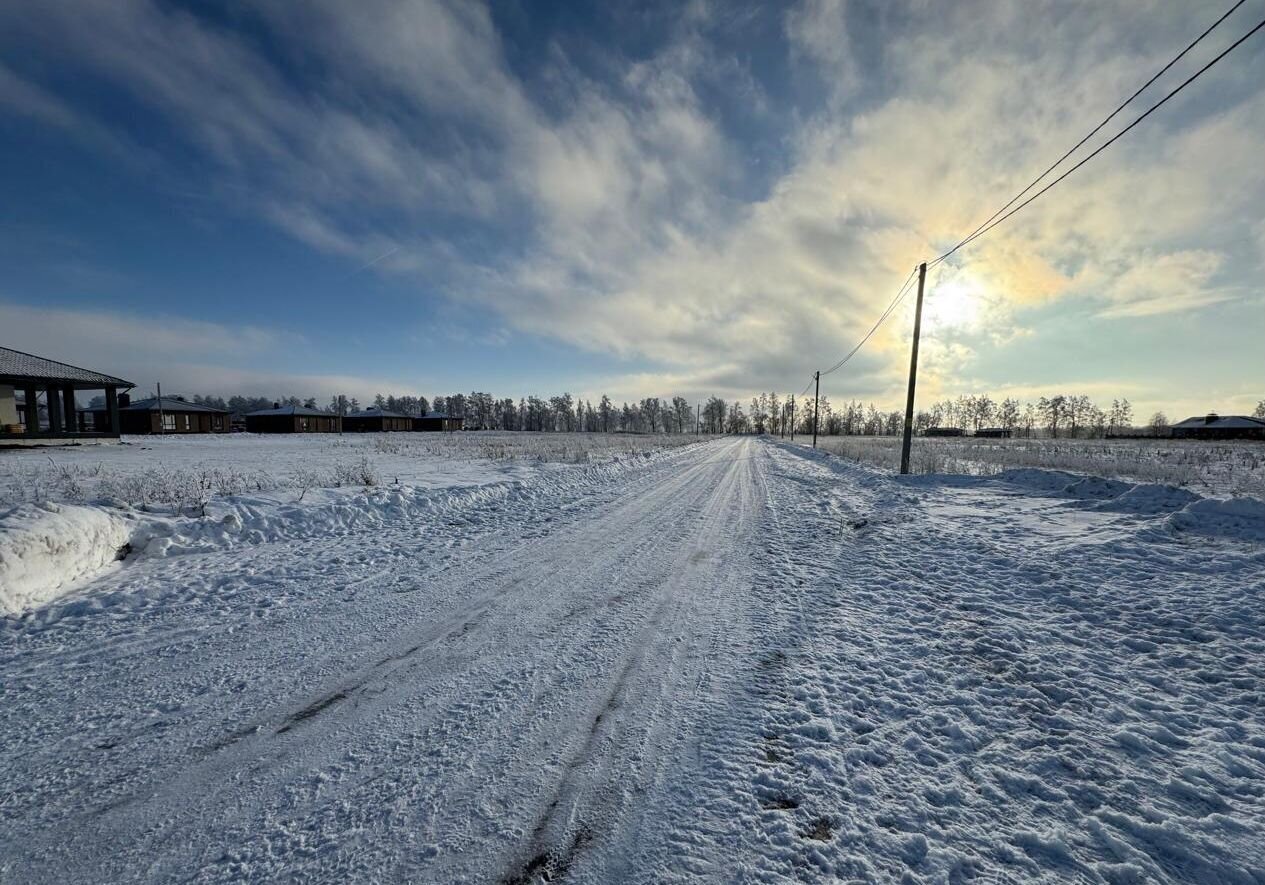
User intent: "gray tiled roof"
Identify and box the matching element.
[347,408,410,418]
[246,405,337,417]
[0,346,133,387]
[121,396,228,413]
[1172,415,1265,429]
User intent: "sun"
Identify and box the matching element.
[926,276,983,330]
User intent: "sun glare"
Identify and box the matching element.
[926,276,983,330]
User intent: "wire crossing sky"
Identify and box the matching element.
[800,1,1265,400]
[1,1,1262,417]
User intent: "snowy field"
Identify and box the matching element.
[807,434,1265,498]
[0,431,705,511]
[1,435,1264,882]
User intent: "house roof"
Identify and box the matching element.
[246,405,337,417]
[119,396,228,413]
[417,412,453,420]
[1172,414,1265,430]
[348,408,410,418]
[0,345,134,388]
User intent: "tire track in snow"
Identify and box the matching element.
[2,437,763,883]
[497,438,758,883]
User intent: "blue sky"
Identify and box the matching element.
[1,0,1262,417]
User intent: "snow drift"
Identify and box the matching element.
[1167,496,1265,542]
[0,503,132,615]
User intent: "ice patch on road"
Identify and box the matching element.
[0,503,131,615]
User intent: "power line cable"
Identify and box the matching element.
[820,267,919,377]
[931,6,1263,267]
[793,5,1262,405]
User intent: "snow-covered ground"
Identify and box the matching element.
[808,435,1265,498]
[1,436,1263,882]
[0,431,704,510]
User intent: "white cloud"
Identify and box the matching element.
[2,0,1261,407]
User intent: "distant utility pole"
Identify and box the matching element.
[811,371,820,449]
[157,381,165,436]
[790,395,795,442]
[899,262,928,475]
[696,402,700,436]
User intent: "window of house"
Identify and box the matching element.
[212,416,222,430]
[182,414,191,431]
[162,414,176,431]
[300,418,309,431]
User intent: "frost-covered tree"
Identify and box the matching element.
[1254,400,1265,419]
[640,397,661,433]
[702,397,726,434]
[1149,411,1170,437]
[671,396,691,433]
[1038,395,1068,438]
[598,395,613,433]
[998,398,1020,431]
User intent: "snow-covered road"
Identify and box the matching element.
[2,437,1264,883]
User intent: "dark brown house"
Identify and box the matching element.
[413,412,462,432]
[345,407,412,432]
[91,395,230,434]
[1,345,133,446]
[245,404,342,433]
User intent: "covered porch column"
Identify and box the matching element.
[23,385,39,435]
[105,386,120,435]
[47,387,63,434]
[62,384,77,433]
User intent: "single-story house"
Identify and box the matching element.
[1,345,133,446]
[91,394,230,434]
[974,427,1013,438]
[1170,413,1265,441]
[413,412,462,432]
[924,427,965,437]
[345,407,412,432]
[245,404,342,433]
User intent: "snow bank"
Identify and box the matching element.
[1091,482,1199,514]
[1059,475,1133,500]
[994,468,1081,492]
[1166,496,1265,542]
[0,503,132,615]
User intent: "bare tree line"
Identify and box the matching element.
[156,390,1264,439]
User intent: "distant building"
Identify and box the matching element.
[974,427,1013,438]
[924,427,965,437]
[413,412,462,432]
[245,404,342,433]
[344,407,412,432]
[91,395,229,434]
[1170,413,1265,441]
[0,345,133,446]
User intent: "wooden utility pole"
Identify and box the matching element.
[811,371,820,449]
[790,395,795,441]
[899,262,928,475]
[696,402,700,435]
